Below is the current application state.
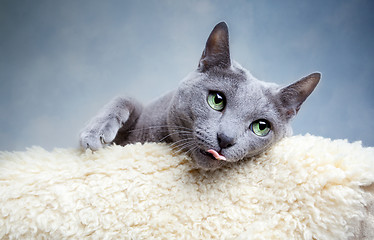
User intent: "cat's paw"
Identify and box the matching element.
[79,117,121,151]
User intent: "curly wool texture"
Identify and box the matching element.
[0,135,374,239]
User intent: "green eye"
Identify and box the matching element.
[207,91,226,111]
[250,119,271,136]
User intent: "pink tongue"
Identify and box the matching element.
[207,149,227,161]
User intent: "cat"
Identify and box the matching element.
[79,22,320,170]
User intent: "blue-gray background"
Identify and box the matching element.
[1,0,373,151]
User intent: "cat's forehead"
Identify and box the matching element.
[204,64,247,83]
[203,65,271,94]
[181,62,278,100]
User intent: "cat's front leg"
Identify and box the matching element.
[79,97,142,150]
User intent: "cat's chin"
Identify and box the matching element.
[191,150,227,170]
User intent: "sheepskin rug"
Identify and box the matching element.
[1,135,374,239]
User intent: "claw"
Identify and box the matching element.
[100,136,105,144]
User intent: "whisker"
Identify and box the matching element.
[169,138,196,149]
[185,146,199,156]
[126,125,193,134]
[115,121,197,150]
[158,131,193,143]
[172,141,197,154]
[170,140,194,152]
[181,144,199,157]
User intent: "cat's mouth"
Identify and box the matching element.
[192,149,228,170]
[201,149,227,161]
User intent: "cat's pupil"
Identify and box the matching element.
[259,121,267,130]
[214,94,223,104]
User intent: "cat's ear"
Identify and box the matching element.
[278,73,321,119]
[198,22,231,72]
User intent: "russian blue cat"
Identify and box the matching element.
[80,22,320,170]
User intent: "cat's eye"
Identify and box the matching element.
[250,119,271,136]
[207,91,226,111]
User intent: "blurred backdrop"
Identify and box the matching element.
[1,0,373,151]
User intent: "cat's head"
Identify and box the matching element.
[168,22,320,170]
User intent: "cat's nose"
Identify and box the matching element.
[217,132,236,149]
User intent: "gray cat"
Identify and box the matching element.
[80,22,320,170]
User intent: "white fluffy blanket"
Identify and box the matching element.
[1,135,374,239]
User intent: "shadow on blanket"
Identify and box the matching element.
[0,134,374,239]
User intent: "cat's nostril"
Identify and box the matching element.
[217,133,236,149]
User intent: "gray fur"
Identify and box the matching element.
[80,22,320,170]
